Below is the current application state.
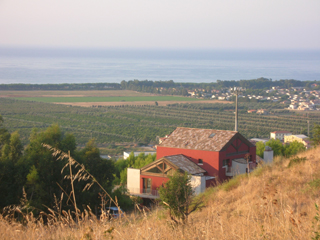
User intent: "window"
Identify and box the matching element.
[143,178,151,193]
[164,163,168,171]
[146,166,162,174]
[222,159,230,167]
[198,159,203,165]
[143,161,174,176]
[209,133,216,138]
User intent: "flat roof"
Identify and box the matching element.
[271,131,291,134]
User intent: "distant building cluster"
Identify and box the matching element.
[251,130,311,149]
[186,85,320,112]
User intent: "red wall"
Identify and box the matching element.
[140,174,169,192]
[157,138,256,182]
[157,146,220,178]
[219,143,256,180]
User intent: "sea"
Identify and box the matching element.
[0,48,319,84]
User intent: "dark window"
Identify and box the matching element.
[143,178,151,193]
[223,159,230,167]
[198,159,203,164]
[209,133,216,138]
[164,163,168,170]
[146,166,162,174]
[159,163,164,170]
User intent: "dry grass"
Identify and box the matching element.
[2,146,320,239]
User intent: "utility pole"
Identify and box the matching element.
[230,87,245,132]
[308,120,310,136]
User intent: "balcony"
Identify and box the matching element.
[128,188,160,199]
[142,188,159,197]
[225,166,233,177]
[225,160,257,177]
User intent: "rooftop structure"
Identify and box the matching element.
[159,127,240,152]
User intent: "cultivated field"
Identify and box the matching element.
[2,97,320,149]
[57,100,226,107]
[0,90,231,106]
[0,90,153,97]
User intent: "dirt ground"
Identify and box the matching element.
[56,100,232,107]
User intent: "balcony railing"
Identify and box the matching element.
[225,166,233,177]
[142,189,159,197]
[128,188,159,197]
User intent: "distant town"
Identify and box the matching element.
[184,84,320,111]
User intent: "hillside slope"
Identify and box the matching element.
[1,146,320,239]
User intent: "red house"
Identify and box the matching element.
[127,127,256,199]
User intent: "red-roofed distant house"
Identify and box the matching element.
[247,109,256,113]
[127,127,256,199]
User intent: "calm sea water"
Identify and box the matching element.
[0,48,319,84]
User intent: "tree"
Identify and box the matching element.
[310,95,316,100]
[76,139,115,210]
[1,131,23,163]
[0,115,10,155]
[0,122,24,208]
[283,140,305,157]
[22,124,72,210]
[266,139,283,156]
[256,141,265,158]
[159,171,203,224]
[312,124,320,146]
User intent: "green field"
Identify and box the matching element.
[13,96,201,103]
[1,97,320,152]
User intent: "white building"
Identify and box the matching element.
[270,131,292,141]
[123,151,156,160]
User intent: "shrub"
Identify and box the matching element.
[288,156,307,168]
[159,171,203,224]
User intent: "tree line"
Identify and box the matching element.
[0,116,157,215]
[1,78,320,92]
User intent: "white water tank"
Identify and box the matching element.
[263,146,273,164]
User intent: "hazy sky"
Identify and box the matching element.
[0,0,319,50]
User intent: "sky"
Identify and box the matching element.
[0,0,319,50]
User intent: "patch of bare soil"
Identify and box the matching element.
[56,100,232,107]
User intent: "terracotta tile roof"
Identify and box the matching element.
[158,127,238,152]
[163,154,206,175]
[271,131,291,134]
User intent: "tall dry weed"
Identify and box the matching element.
[1,145,320,239]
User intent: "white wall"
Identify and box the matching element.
[190,176,206,195]
[264,150,274,164]
[123,151,156,160]
[232,161,247,175]
[127,168,140,194]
